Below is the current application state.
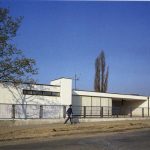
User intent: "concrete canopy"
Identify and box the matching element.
[73,90,147,101]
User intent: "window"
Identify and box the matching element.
[51,92,60,97]
[23,90,60,97]
[23,90,32,95]
[43,91,52,96]
[32,90,43,95]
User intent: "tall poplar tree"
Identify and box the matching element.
[94,51,109,92]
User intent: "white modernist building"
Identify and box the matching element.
[0,77,149,118]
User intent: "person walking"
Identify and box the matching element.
[64,105,73,124]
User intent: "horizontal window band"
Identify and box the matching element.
[23,89,60,97]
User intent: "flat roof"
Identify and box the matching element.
[73,90,148,101]
[0,81,60,87]
[51,77,72,82]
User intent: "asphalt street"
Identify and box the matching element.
[0,129,150,150]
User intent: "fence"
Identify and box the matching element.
[0,103,150,119]
[0,104,64,119]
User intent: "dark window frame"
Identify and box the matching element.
[23,89,60,97]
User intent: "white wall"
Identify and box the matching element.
[72,95,112,107]
[72,95,112,117]
[0,82,63,119]
[0,78,73,106]
[51,78,72,105]
[0,83,61,105]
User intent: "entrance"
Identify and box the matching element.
[112,99,145,116]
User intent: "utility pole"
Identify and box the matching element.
[74,74,79,90]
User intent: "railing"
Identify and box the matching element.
[0,103,149,119]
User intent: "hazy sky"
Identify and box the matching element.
[1,1,150,95]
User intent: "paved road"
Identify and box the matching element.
[0,129,150,150]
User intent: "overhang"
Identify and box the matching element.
[73,90,147,101]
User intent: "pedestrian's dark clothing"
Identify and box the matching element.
[64,107,73,124]
[67,108,73,115]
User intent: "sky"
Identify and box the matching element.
[1,0,150,96]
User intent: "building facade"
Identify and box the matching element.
[0,77,149,118]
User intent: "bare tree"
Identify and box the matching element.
[1,82,61,119]
[94,51,109,92]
